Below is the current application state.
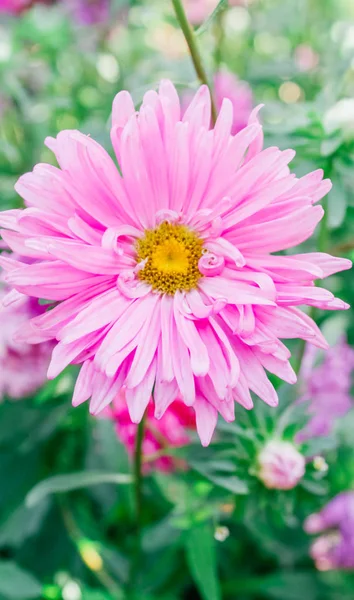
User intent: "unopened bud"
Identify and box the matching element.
[258,440,305,490]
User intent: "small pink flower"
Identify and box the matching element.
[305,492,354,570]
[0,80,350,446]
[298,338,354,441]
[107,389,195,472]
[0,278,53,399]
[258,440,306,490]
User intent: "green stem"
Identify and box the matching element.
[172,0,218,124]
[214,7,225,69]
[329,239,354,255]
[133,414,146,536]
[318,197,328,253]
[59,502,124,599]
[293,315,313,376]
[127,415,146,595]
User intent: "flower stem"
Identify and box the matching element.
[128,414,146,594]
[59,502,124,599]
[133,414,145,536]
[318,197,328,254]
[293,336,309,376]
[214,7,225,69]
[172,0,218,124]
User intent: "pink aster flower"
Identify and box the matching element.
[257,440,306,490]
[305,492,354,570]
[298,338,354,441]
[0,278,53,399]
[106,389,195,472]
[0,80,351,445]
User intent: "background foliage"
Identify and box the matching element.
[1,0,354,598]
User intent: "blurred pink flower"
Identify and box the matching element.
[182,71,253,135]
[298,338,354,441]
[0,0,108,21]
[185,0,244,25]
[107,390,195,472]
[0,0,31,14]
[0,280,53,399]
[63,0,109,25]
[214,71,253,135]
[0,80,350,446]
[305,492,354,570]
[258,440,306,490]
[294,44,319,72]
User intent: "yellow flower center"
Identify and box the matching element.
[136,222,203,294]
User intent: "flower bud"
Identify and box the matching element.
[257,440,306,490]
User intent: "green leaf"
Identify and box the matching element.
[0,398,69,450]
[199,470,248,494]
[302,435,337,457]
[142,515,181,552]
[26,471,132,507]
[0,499,49,548]
[80,590,111,600]
[185,521,221,600]
[196,0,228,36]
[87,419,129,473]
[175,445,249,494]
[300,478,328,495]
[0,562,42,599]
[262,571,319,600]
[320,135,343,157]
[327,174,347,229]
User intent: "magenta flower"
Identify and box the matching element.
[106,390,195,472]
[0,81,350,445]
[305,492,354,570]
[63,0,109,25]
[0,282,53,399]
[257,440,305,490]
[0,0,31,14]
[298,338,354,441]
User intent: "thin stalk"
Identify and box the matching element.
[133,414,146,538]
[59,503,123,599]
[214,7,225,69]
[318,197,328,253]
[329,239,354,255]
[172,0,218,123]
[127,414,146,595]
[293,323,311,376]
